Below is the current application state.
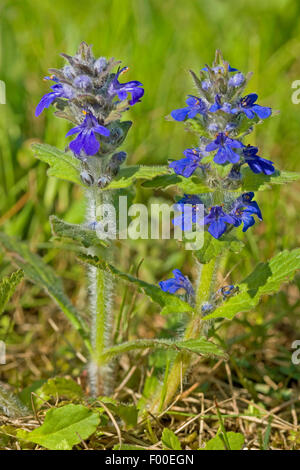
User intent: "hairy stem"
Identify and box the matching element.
[86,180,115,396]
[148,256,222,414]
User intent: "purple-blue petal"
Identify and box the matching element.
[171,108,189,121]
[252,104,272,119]
[94,125,110,137]
[208,219,227,239]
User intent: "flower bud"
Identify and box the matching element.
[97,175,112,188]
[80,170,94,186]
[63,65,75,80]
[94,57,107,74]
[228,72,245,87]
[106,151,127,177]
[73,74,92,90]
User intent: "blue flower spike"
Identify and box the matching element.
[36,43,144,160]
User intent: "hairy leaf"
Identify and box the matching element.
[142,173,212,193]
[50,215,108,248]
[204,249,300,321]
[0,233,90,350]
[0,269,24,315]
[105,165,170,190]
[242,167,300,191]
[79,254,193,315]
[195,231,244,264]
[32,143,82,185]
[99,337,227,362]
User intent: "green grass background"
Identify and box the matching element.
[0,0,300,275]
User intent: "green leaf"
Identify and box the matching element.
[35,378,83,406]
[50,215,108,248]
[21,404,100,450]
[202,431,244,450]
[0,233,90,350]
[0,269,24,315]
[142,173,212,193]
[195,231,244,264]
[105,165,170,190]
[162,428,182,450]
[99,337,227,363]
[204,249,300,321]
[99,401,138,428]
[18,380,47,409]
[79,254,193,316]
[32,143,82,185]
[242,167,300,191]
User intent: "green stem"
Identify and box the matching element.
[148,256,222,414]
[86,181,114,396]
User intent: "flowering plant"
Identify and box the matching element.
[0,47,300,423]
[145,50,300,412]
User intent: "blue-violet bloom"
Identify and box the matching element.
[209,94,232,113]
[230,192,262,232]
[205,132,243,164]
[231,93,272,119]
[35,77,73,117]
[66,112,110,157]
[108,66,144,105]
[204,205,235,239]
[243,146,275,175]
[171,95,207,121]
[159,269,195,297]
[169,148,204,178]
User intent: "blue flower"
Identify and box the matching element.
[243,146,275,175]
[204,206,235,239]
[205,132,243,164]
[159,269,194,297]
[209,94,232,113]
[108,66,144,105]
[231,93,272,119]
[171,95,207,121]
[172,194,203,231]
[35,76,74,117]
[169,148,205,178]
[66,112,110,157]
[230,192,262,232]
[240,192,262,220]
